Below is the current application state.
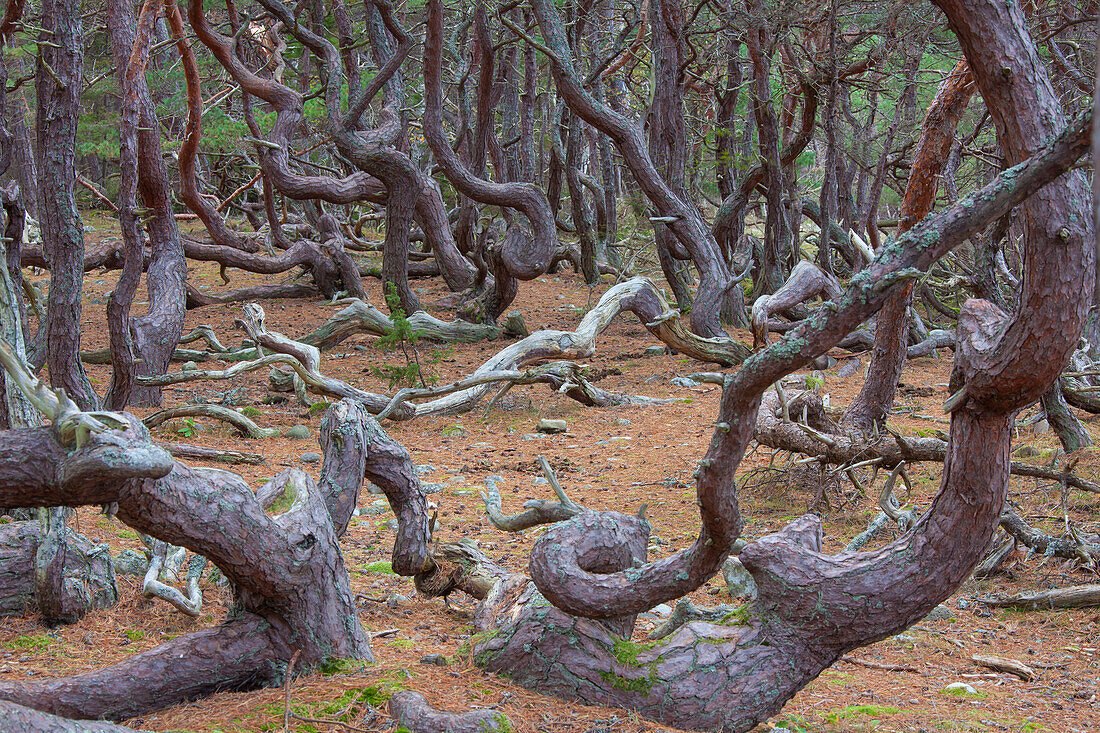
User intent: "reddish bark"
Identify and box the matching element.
[843,60,977,431]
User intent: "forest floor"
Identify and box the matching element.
[1,220,1098,733]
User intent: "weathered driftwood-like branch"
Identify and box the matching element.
[388,691,511,733]
[163,443,264,465]
[145,278,725,422]
[297,299,499,349]
[300,298,502,349]
[982,584,1100,610]
[141,539,206,617]
[751,260,843,349]
[480,457,584,532]
[1000,509,1100,564]
[142,404,279,440]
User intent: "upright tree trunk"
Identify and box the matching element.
[37,0,96,409]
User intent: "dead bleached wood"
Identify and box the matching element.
[971,653,1035,681]
[388,691,510,733]
[480,457,585,532]
[982,584,1100,610]
[163,443,265,465]
[142,404,279,439]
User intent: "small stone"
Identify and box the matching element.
[262,393,288,405]
[650,603,672,618]
[414,464,437,476]
[670,376,700,388]
[284,425,310,440]
[422,482,445,494]
[181,361,199,372]
[924,604,956,622]
[615,418,632,426]
[300,452,322,464]
[1033,419,1050,435]
[386,593,407,608]
[722,556,758,600]
[644,346,665,356]
[537,419,568,434]
[366,482,384,495]
[944,682,978,695]
[837,357,862,380]
[533,476,549,486]
[420,654,448,667]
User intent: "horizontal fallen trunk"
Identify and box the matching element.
[300,298,501,349]
[982,584,1100,610]
[163,443,265,465]
[0,701,141,732]
[388,691,510,733]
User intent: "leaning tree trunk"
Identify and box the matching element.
[36,0,96,409]
[842,59,977,432]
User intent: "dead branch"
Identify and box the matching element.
[480,457,584,532]
[142,404,279,439]
[981,584,1100,610]
[163,443,264,465]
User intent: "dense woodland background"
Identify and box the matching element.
[0,0,1097,731]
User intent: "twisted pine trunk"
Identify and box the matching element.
[0,397,430,721]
